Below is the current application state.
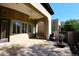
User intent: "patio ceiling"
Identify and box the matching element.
[0,3,45,20]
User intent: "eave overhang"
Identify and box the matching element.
[41,3,54,15]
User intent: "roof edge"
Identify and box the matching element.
[41,3,54,15]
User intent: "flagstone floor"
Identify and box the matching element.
[0,39,72,56]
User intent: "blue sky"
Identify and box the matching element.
[50,3,79,22]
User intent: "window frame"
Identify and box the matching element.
[12,20,22,34]
[22,22,28,33]
[12,20,34,34]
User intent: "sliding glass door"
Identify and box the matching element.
[0,19,10,42]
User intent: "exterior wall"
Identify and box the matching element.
[51,19,61,41]
[31,3,52,39]
[0,6,35,41]
[10,33,29,43]
[0,3,53,40]
[35,21,46,39]
[52,19,61,32]
[38,22,45,34]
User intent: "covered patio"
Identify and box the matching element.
[0,3,54,42]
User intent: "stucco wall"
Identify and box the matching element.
[38,22,45,34]
[10,33,29,44]
[31,3,52,39]
[0,6,35,41]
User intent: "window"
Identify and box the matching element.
[17,22,21,33]
[13,21,16,33]
[22,23,27,33]
[28,24,32,32]
[28,24,34,33]
[0,20,9,39]
[12,20,34,34]
[25,23,27,33]
[13,21,21,34]
[22,23,25,33]
[13,20,28,34]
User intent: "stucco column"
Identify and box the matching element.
[44,20,48,39]
[36,24,38,33]
[44,16,51,39]
[47,17,52,39]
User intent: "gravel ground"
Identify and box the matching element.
[0,39,72,56]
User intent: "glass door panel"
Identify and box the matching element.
[0,19,9,42]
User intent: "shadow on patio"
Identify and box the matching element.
[25,43,72,56]
[0,42,72,56]
[0,44,25,56]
